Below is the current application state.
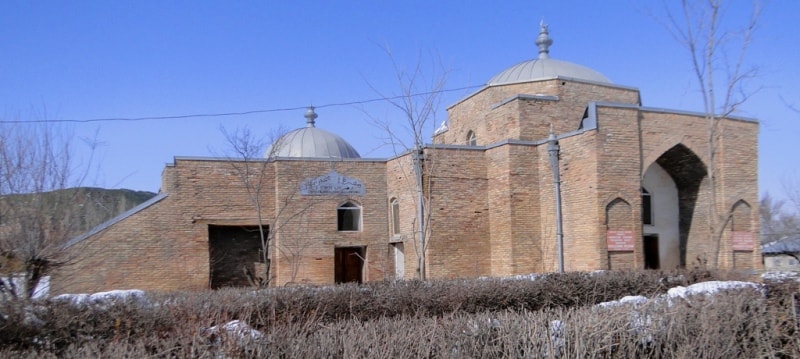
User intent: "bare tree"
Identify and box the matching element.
[760,192,800,244]
[782,175,800,217]
[275,212,318,285]
[663,0,762,268]
[365,47,449,280]
[219,124,323,287]
[760,175,800,243]
[0,120,96,299]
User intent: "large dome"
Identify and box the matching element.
[487,22,611,86]
[265,107,361,159]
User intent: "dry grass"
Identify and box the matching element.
[0,269,797,358]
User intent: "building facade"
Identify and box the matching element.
[762,236,800,271]
[55,24,760,294]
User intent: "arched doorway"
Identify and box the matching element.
[642,164,679,269]
[644,144,708,268]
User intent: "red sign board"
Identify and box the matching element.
[607,230,634,251]
[732,231,755,251]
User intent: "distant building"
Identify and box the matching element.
[762,236,800,271]
[55,23,761,294]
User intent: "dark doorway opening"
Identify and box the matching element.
[334,246,365,284]
[644,235,660,269]
[208,225,266,289]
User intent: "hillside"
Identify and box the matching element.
[0,187,156,275]
[1,187,156,235]
[59,187,157,233]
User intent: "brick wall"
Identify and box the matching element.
[595,105,644,269]
[56,158,392,293]
[269,160,389,285]
[558,132,602,271]
[53,195,210,294]
[636,109,759,270]
[424,148,490,279]
[55,76,761,294]
[385,153,421,279]
[486,143,543,275]
[441,79,639,146]
[719,118,761,269]
[606,199,635,269]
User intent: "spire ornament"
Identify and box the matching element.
[536,20,553,59]
[304,106,318,127]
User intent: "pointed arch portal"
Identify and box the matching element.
[645,144,708,269]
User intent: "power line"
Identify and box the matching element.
[0,85,483,124]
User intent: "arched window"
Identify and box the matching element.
[390,198,400,235]
[641,188,653,225]
[337,201,361,231]
[466,130,476,146]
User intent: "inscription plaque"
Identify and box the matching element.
[607,230,635,251]
[732,231,755,251]
[300,170,365,196]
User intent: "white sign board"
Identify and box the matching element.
[300,170,365,196]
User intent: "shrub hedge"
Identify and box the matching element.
[0,269,796,358]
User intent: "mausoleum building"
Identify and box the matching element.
[56,24,760,293]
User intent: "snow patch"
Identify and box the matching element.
[0,275,50,300]
[666,281,762,299]
[761,271,800,281]
[507,273,544,281]
[205,320,264,340]
[434,120,448,135]
[591,280,765,346]
[593,281,763,310]
[595,295,648,308]
[203,319,266,350]
[548,320,564,356]
[52,289,148,307]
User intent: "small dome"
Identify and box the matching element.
[265,107,361,159]
[487,22,611,86]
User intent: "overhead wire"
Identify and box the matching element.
[0,84,484,124]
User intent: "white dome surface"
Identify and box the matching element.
[487,21,611,86]
[265,108,361,159]
[488,58,611,85]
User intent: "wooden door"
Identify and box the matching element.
[334,247,364,284]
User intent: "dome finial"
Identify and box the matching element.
[304,106,318,127]
[536,20,553,60]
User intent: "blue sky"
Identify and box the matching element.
[1,1,798,200]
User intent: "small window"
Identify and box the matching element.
[390,198,400,235]
[338,201,361,231]
[642,188,653,225]
[466,130,476,146]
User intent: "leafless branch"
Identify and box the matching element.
[363,45,449,280]
[0,118,99,299]
[662,0,762,268]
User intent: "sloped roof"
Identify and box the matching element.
[63,193,168,249]
[761,235,800,254]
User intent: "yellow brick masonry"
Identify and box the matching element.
[54,77,761,294]
[385,153,420,278]
[559,131,602,271]
[441,79,639,145]
[55,158,391,293]
[424,148,490,279]
[595,105,643,269]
